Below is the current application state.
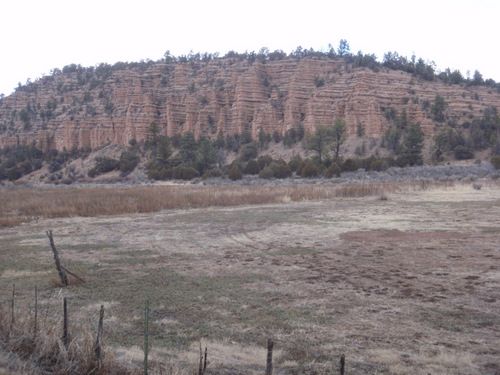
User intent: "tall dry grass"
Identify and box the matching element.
[0,180,455,227]
[0,301,140,375]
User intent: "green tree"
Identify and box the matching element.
[179,131,197,165]
[306,125,332,163]
[331,118,348,160]
[119,151,140,175]
[147,121,160,148]
[432,128,450,159]
[431,95,447,122]
[258,127,270,150]
[196,138,217,174]
[156,136,172,167]
[215,130,225,149]
[337,39,350,56]
[400,124,424,166]
[228,165,242,180]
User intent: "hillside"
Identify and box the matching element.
[0,51,499,183]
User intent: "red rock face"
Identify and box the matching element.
[0,57,499,151]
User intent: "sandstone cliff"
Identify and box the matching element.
[0,56,499,151]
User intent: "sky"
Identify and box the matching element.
[1,0,499,96]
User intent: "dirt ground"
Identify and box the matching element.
[1,182,499,374]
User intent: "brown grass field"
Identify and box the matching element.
[0,180,499,374]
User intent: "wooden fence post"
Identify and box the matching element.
[94,305,104,367]
[10,284,15,329]
[144,299,149,375]
[198,343,203,375]
[47,230,68,287]
[204,346,208,372]
[266,339,273,375]
[33,286,38,338]
[62,297,69,348]
[340,353,345,375]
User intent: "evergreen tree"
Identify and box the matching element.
[400,124,424,166]
[179,131,197,165]
[306,125,332,163]
[196,138,217,173]
[331,117,348,160]
[156,136,172,167]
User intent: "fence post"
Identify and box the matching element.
[10,284,15,329]
[34,286,38,338]
[94,305,104,367]
[340,353,345,375]
[62,297,69,348]
[198,343,203,375]
[266,339,273,375]
[144,299,149,375]
[47,230,68,287]
[204,346,208,372]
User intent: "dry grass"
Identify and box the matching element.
[0,299,183,375]
[1,179,498,374]
[0,180,455,228]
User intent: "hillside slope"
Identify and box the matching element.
[1,55,499,154]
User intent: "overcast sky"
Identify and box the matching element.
[1,0,499,96]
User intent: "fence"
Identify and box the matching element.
[1,283,389,375]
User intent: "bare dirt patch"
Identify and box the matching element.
[340,229,467,242]
[1,182,499,374]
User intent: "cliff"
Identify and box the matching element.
[0,56,499,151]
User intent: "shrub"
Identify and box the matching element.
[258,166,274,179]
[259,161,292,179]
[48,160,62,173]
[6,166,22,181]
[119,151,140,175]
[288,154,303,172]
[342,158,358,172]
[228,165,242,180]
[179,166,200,180]
[324,163,341,178]
[491,155,500,169]
[203,168,224,179]
[239,143,258,162]
[454,145,474,160]
[243,159,260,175]
[360,155,381,171]
[257,155,274,170]
[296,160,307,176]
[147,164,170,180]
[301,160,319,178]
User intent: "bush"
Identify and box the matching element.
[454,145,474,160]
[324,163,341,178]
[288,154,303,172]
[6,166,22,181]
[48,160,63,173]
[228,165,242,181]
[342,158,358,172]
[301,160,319,178]
[243,159,260,175]
[259,162,292,179]
[147,164,170,180]
[239,143,258,162]
[359,155,381,171]
[203,168,224,179]
[491,155,500,169]
[257,155,274,170]
[296,160,307,176]
[119,151,140,175]
[169,166,200,180]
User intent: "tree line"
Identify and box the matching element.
[6,40,499,98]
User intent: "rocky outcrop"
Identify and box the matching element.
[0,57,499,151]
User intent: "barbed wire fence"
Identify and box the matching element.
[1,282,389,375]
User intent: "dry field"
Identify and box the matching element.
[0,181,499,374]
